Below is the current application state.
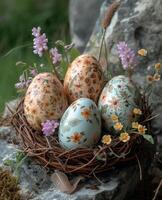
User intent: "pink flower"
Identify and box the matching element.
[117,41,136,70]
[32,27,48,57]
[30,68,38,77]
[42,120,59,136]
[50,48,62,64]
[15,82,26,89]
[32,27,41,37]
[15,74,32,89]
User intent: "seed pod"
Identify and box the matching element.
[102,1,120,29]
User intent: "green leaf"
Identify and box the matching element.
[143,134,154,144]
[60,59,68,78]
[3,159,15,168]
[69,48,80,62]
[16,151,25,163]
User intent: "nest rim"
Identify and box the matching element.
[10,99,150,177]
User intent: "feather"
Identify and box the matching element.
[51,170,84,194]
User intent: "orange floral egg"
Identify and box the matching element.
[64,54,104,103]
[24,72,68,130]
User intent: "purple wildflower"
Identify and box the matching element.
[32,27,48,57]
[15,73,32,90]
[25,78,32,87]
[15,82,26,89]
[15,73,26,89]
[42,120,59,136]
[50,48,62,65]
[30,68,38,77]
[32,27,41,37]
[117,41,136,70]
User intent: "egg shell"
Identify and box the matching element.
[64,54,104,104]
[59,98,101,149]
[98,75,137,131]
[24,72,68,130]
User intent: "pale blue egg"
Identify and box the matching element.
[59,98,101,149]
[98,75,137,132]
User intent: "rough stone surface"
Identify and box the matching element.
[3,98,21,118]
[0,126,153,200]
[85,0,162,152]
[0,139,17,166]
[69,0,105,52]
[86,0,162,73]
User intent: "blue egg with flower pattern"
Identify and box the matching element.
[98,75,137,132]
[59,98,101,149]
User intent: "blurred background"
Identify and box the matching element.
[0,0,69,113]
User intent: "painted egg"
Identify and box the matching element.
[59,98,101,149]
[98,75,137,131]
[24,72,68,130]
[64,54,104,103]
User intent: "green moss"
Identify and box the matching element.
[0,167,22,200]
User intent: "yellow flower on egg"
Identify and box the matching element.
[114,122,123,131]
[138,49,147,56]
[133,108,142,115]
[132,122,139,129]
[155,63,161,71]
[137,124,147,135]
[153,73,161,81]
[102,135,112,145]
[119,132,130,143]
[111,114,118,122]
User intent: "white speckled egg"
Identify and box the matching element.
[59,98,101,149]
[64,54,104,103]
[98,75,137,131]
[24,72,68,130]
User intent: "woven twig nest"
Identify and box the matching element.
[10,98,152,177]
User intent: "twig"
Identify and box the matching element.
[135,154,142,181]
[93,172,103,185]
[157,157,162,165]
[142,114,160,123]
[45,136,52,149]
[152,179,162,200]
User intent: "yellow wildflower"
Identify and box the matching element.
[138,124,147,135]
[153,73,161,81]
[138,49,147,56]
[132,122,139,129]
[119,132,130,143]
[133,108,142,115]
[114,122,123,131]
[102,135,112,145]
[155,63,161,71]
[111,114,118,122]
[147,75,154,83]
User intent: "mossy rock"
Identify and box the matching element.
[0,167,22,200]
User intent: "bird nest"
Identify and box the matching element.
[10,96,152,177]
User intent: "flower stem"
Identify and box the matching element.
[98,28,106,62]
[45,51,60,80]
